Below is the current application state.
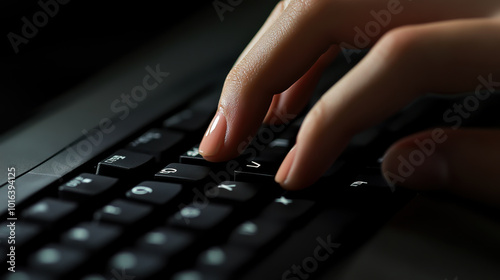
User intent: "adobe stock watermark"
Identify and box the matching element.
[384,74,500,186]
[51,64,169,174]
[282,234,341,280]
[7,0,71,54]
[340,0,412,63]
[212,0,244,22]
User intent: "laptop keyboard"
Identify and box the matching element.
[0,87,424,280]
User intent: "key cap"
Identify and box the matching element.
[179,145,216,167]
[96,149,154,178]
[94,199,152,227]
[228,219,285,252]
[126,181,182,207]
[259,196,315,223]
[58,173,118,202]
[171,270,218,280]
[21,198,77,227]
[168,203,232,231]
[108,250,165,280]
[348,171,396,193]
[28,244,88,278]
[233,159,279,185]
[61,222,122,252]
[180,145,245,175]
[155,163,211,185]
[179,145,203,163]
[196,246,252,278]
[136,227,195,258]
[126,128,184,162]
[205,181,260,204]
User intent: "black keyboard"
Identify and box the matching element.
[4,83,465,280]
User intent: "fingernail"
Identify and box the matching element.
[199,109,227,158]
[275,145,297,187]
[382,145,449,190]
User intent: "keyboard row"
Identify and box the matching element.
[2,172,316,279]
[0,93,401,280]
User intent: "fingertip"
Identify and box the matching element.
[275,145,296,188]
[275,144,326,191]
[199,109,227,159]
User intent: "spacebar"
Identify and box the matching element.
[0,172,61,218]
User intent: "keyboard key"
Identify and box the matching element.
[126,181,182,206]
[126,128,184,162]
[268,137,293,150]
[180,145,242,172]
[351,174,389,189]
[171,270,218,280]
[234,159,279,185]
[136,227,195,258]
[61,222,121,252]
[94,199,152,227]
[96,149,154,178]
[196,246,252,278]
[348,172,395,193]
[58,173,118,202]
[28,244,88,278]
[228,219,285,251]
[168,203,232,231]
[259,196,315,223]
[155,163,211,185]
[108,250,164,280]
[21,198,77,227]
[205,181,260,204]
[179,145,209,165]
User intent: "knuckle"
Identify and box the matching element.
[297,0,331,12]
[375,26,425,63]
[224,64,254,92]
[309,99,328,123]
[286,0,332,17]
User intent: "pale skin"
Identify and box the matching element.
[199,0,500,206]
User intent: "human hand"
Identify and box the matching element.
[199,0,500,205]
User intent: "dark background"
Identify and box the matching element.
[1,0,210,134]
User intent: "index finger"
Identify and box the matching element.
[200,0,335,161]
